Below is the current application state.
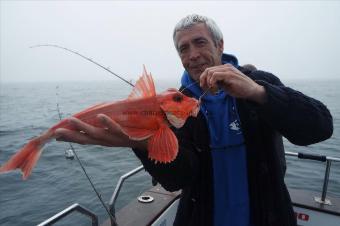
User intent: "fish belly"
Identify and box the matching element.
[71,97,164,131]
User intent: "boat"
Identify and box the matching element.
[38,151,340,226]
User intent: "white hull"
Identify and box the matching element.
[294,206,340,226]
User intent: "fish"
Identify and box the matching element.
[0,67,200,180]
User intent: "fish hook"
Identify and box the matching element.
[180,80,211,105]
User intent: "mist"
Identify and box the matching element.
[1,1,339,83]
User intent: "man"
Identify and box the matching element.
[55,14,333,226]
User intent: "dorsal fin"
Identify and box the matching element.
[128,65,156,99]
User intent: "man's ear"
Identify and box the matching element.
[217,39,224,53]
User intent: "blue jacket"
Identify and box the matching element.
[181,54,250,226]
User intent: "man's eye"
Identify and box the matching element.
[197,40,206,46]
[179,46,187,54]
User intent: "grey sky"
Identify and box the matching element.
[1,1,339,83]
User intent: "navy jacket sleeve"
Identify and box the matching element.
[250,70,333,145]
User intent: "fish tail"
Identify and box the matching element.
[0,130,53,180]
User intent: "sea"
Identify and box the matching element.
[0,79,339,226]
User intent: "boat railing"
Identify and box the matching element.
[36,166,146,226]
[285,151,340,205]
[106,151,340,214]
[108,165,145,216]
[37,203,98,226]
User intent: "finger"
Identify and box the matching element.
[55,128,105,145]
[97,114,123,134]
[224,63,234,69]
[209,72,234,92]
[207,74,220,94]
[205,67,226,86]
[208,71,224,87]
[208,72,223,85]
[200,68,215,89]
[199,69,208,88]
[68,117,97,136]
[200,65,234,89]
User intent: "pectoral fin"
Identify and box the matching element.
[121,127,154,141]
[147,123,178,163]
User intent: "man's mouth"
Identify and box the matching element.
[189,64,207,76]
[190,63,206,70]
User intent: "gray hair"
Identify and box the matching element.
[173,14,223,50]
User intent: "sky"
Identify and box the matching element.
[1,0,340,83]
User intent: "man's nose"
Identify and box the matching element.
[189,48,200,61]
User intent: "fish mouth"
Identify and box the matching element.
[165,112,185,128]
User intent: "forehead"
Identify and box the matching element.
[175,23,213,47]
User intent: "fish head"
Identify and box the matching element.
[158,88,199,128]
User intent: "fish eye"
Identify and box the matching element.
[172,93,183,102]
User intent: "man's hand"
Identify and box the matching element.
[199,64,267,104]
[54,114,148,150]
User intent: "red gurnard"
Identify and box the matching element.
[0,67,199,179]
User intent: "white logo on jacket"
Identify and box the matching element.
[229,120,240,131]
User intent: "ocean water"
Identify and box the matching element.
[0,79,339,226]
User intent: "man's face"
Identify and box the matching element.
[175,23,224,81]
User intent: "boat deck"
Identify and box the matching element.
[102,186,340,226]
[102,185,180,226]
[290,188,340,216]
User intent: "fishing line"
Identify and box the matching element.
[181,80,211,105]
[30,44,134,87]
[31,44,201,94]
[199,88,210,102]
[180,80,199,93]
[31,44,205,97]
[180,79,213,104]
[55,86,117,226]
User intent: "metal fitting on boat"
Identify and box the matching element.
[138,195,154,203]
